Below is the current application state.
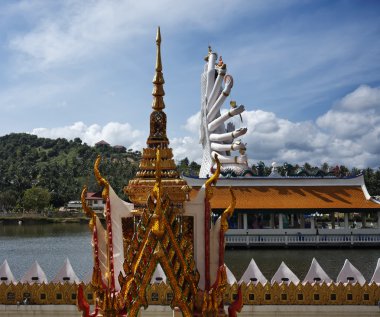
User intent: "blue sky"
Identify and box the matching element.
[0,0,379,168]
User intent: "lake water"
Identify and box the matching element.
[1,223,379,282]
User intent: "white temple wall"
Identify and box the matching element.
[184,187,206,290]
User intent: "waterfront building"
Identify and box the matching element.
[84,191,105,212]
[186,174,380,247]
[185,46,380,248]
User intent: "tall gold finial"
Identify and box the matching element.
[155,27,162,72]
[152,26,165,111]
[147,27,168,148]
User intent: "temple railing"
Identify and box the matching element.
[225,234,380,246]
[1,282,379,306]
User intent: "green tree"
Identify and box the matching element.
[0,190,19,211]
[22,187,51,212]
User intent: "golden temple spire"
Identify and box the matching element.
[152,26,165,111]
[126,27,188,208]
[147,26,168,148]
[155,27,162,73]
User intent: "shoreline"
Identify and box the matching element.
[0,215,89,224]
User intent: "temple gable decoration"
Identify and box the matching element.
[77,28,241,317]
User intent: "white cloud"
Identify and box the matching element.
[338,85,380,112]
[183,111,200,134]
[31,121,143,148]
[27,84,380,169]
[171,136,202,163]
[317,85,380,139]
[8,0,247,71]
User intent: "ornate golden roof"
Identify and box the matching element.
[124,27,190,208]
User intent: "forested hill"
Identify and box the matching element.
[0,133,141,210]
[0,133,379,212]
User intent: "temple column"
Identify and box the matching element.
[279,213,284,230]
[270,214,275,229]
[330,212,335,229]
[238,213,242,229]
[310,217,315,229]
[344,213,349,229]
[290,214,295,227]
[243,213,248,231]
[361,212,367,228]
[299,213,305,229]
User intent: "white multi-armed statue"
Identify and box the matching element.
[199,47,253,178]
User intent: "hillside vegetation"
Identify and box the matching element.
[0,133,379,213]
[0,133,140,211]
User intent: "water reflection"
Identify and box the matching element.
[0,223,91,281]
[0,223,379,282]
[0,223,87,238]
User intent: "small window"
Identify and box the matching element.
[313,277,321,282]
[250,277,257,282]
[297,294,303,301]
[347,277,355,282]
[40,293,46,300]
[249,293,254,301]
[265,293,271,301]
[363,293,369,301]
[281,277,289,282]
[232,293,238,300]
[347,293,353,301]
[63,277,70,281]
[56,293,62,300]
[281,294,287,301]
[166,293,173,302]
[155,277,163,282]
[7,292,15,301]
[151,292,159,302]
[330,294,336,301]
[1,277,8,281]
[71,293,77,300]
[314,294,320,301]
[87,293,93,300]
[31,277,39,281]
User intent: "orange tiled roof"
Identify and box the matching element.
[189,186,379,210]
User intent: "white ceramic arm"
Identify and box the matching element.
[210,127,247,142]
[205,53,217,99]
[211,140,246,152]
[207,75,234,122]
[208,105,245,132]
[211,151,248,165]
[207,67,227,111]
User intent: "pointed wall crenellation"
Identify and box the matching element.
[1,256,380,307]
